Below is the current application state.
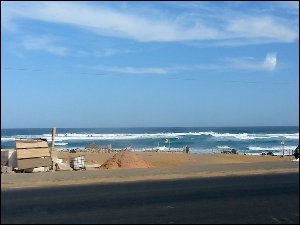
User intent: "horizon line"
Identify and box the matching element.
[1,125,299,130]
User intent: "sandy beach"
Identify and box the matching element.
[1,151,298,189]
[58,150,297,167]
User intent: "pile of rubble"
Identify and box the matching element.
[84,142,112,153]
[101,151,152,169]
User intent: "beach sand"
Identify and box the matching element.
[57,151,296,167]
[1,151,298,189]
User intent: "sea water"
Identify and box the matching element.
[1,127,299,155]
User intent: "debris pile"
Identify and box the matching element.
[221,149,238,154]
[101,151,152,169]
[84,142,112,153]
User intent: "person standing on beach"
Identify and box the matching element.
[186,146,189,153]
[293,145,299,159]
[183,145,189,154]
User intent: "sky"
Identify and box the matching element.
[1,1,299,128]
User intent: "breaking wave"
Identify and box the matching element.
[217,146,232,149]
[1,131,298,142]
[54,142,68,146]
[248,146,297,151]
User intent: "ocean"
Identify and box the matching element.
[1,127,299,155]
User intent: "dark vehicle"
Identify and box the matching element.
[293,145,299,159]
[262,151,274,156]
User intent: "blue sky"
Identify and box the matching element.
[1,1,299,128]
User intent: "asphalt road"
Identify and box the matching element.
[1,173,299,224]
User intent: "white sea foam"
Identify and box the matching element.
[248,146,297,151]
[1,131,298,142]
[210,132,299,140]
[245,153,265,156]
[1,137,15,142]
[217,146,231,149]
[54,142,68,146]
[33,132,187,141]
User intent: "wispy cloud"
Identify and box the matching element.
[22,36,67,56]
[88,54,277,75]
[225,53,277,71]
[2,2,298,45]
[73,48,133,58]
[227,17,297,43]
[3,52,278,75]
[90,66,171,75]
[92,48,132,57]
[20,35,131,57]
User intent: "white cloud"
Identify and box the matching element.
[225,53,277,71]
[87,64,225,75]
[22,36,67,56]
[93,48,132,57]
[19,34,132,57]
[263,53,277,71]
[2,2,298,45]
[87,54,277,75]
[227,17,297,43]
[72,48,133,58]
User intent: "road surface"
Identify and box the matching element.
[1,173,299,224]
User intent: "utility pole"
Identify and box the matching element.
[52,127,56,148]
[51,127,57,170]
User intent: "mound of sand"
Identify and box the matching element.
[101,151,152,169]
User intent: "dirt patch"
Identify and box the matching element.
[101,151,152,169]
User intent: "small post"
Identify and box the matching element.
[281,140,285,157]
[164,138,170,150]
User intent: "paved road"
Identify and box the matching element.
[1,173,299,224]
